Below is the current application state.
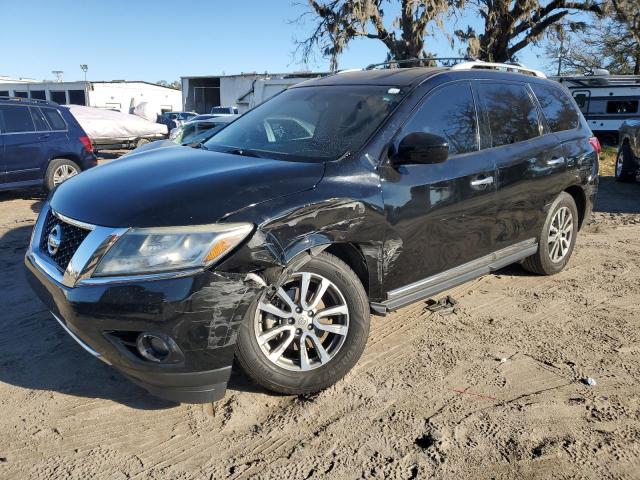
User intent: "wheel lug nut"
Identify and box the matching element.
[288,318,295,325]
[296,328,302,334]
[296,307,302,313]
[307,324,313,330]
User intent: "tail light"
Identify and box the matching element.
[79,135,94,153]
[589,136,601,155]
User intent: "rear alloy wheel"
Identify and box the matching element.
[522,192,579,275]
[45,158,81,192]
[547,206,574,263]
[236,252,369,395]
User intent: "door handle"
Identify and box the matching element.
[470,176,494,187]
[547,157,565,166]
[38,134,51,140]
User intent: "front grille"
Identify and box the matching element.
[39,210,91,271]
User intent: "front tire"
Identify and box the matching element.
[615,145,635,182]
[522,192,579,275]
[235,252,370,395]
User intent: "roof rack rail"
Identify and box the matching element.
[365,57,474,70]
[552,74,640,87]
[0,95,58,105]
[450,60,546,78]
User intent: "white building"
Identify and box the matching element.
[181,72,328,114]
[0,80,182,113]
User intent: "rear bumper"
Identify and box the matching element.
[25,252,261,403]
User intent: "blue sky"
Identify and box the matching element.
[1,0,553,83]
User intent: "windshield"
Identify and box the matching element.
[203,85,404,161]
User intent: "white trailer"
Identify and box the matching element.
[553,72,640,144]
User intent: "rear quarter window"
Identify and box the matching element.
[531,84,580,132]
[41,107,67,131]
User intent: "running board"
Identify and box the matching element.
[370,239,538,314]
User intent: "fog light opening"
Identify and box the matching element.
[137,333,172,363]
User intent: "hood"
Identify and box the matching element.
[50,147,325,228]
[125,139,179,155]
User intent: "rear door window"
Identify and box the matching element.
[477,82,540,147]
[531,84,580,132]
[41,107,67,131]
[0,104,36,133]
[30,107,50,131]
[400,81,479,156]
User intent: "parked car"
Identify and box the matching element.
[0,97,97,192]
[169,115,238,144]
[158,111,197,130]
[210,106,238,116]
[617,120,640,182]
[25,63,599,404]
[189,114,218,122]
[126,117,236,156]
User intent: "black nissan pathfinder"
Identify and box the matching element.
[25,63,599,403]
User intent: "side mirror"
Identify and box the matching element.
[391,132,449,165]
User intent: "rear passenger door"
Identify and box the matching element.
[380,81,499,291]
[475,81,567,252]
[530,83,587,195]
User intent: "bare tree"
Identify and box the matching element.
[455,0,603,63]
[544,0,640,75]
[609,0,640,73]
[294,0,459,70]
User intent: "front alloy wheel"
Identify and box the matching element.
[255,272,349,371]
[236,252,370,395]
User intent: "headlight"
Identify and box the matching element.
[93,223,253,276]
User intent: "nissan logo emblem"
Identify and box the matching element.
[47,224,62,256]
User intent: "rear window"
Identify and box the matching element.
[0,104,35,133]
[606,100,638,114]
[41,107,67,130]
[477,82,540,147]
[531,84,579,132]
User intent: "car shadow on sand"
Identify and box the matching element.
[594,176,640,214]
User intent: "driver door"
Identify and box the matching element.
[380,81,498,292]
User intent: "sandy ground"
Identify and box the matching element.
[0,169,639,479]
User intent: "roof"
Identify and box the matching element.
[292,67,447,88]
[291,65,553,89]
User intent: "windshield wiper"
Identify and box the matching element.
[228,148,263,158]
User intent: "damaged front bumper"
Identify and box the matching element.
[25,251,263,403]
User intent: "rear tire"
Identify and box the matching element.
[136,138,150,149]
[522,192,578,275]
[615,145,635,182]
[235,252,370,395]
[44,158,80,192]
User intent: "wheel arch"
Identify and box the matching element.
[564,184,587,230]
